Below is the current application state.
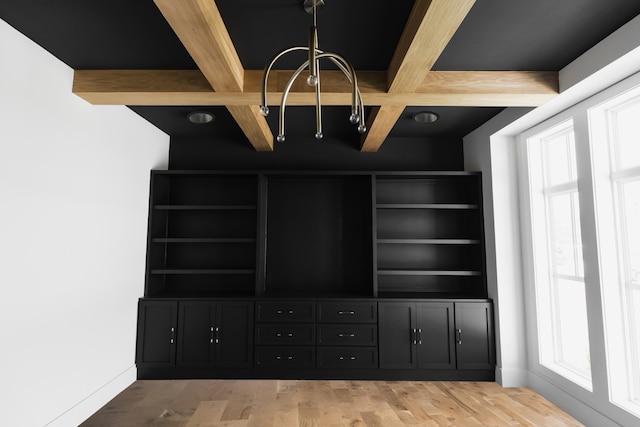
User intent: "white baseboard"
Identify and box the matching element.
[527,371,621,427]
[45,365,136,427]
[495,366,529,387]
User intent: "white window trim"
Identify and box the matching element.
[518,70,640,425]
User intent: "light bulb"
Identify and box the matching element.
[307,74,318,86]
[349,113,359,124]
[357,124,367,134]
[315,132,323,140]
[259,105,269,116]
[276,134,285,143]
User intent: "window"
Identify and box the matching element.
[590,85,640,414]
[525,120,592,389]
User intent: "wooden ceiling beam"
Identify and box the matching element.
[73,70,557,106]
[153,0,273,150]
[360,0,476,151]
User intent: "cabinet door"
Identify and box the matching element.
[216,301,254,368]
[455,302,495,370]
[415,302,455,369]
[378,302,416,369]
[177,302,216,367]
[136,300,178,367]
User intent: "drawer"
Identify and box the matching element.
[317,347,378,369]
[255,346,315,368]
[317,324,377,346]
[256,301,315,322]
[256,324,315,345]
[317,301,377,323]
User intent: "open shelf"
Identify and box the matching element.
[155,205,256,210]
[377,270,482,276]
[377,239,480,245]
[151,269,256,275]
[144,171,486,299]
[152,238,256,243]
[376,203,478,209]
[374,173,485,297]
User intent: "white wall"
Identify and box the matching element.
[464,13,640,427]
[0,19,169,426]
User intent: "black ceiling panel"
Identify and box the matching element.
[1,1,639,143]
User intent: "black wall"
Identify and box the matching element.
[168,136,463,171]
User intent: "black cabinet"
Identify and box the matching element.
[136,299,253,369]
[317,301,378,369]
[255,301,316,368]
[454,302,495,370]
[137,171,493,380]
[136,300,178,367]
[177,301,254,368]
[379,301,492,370]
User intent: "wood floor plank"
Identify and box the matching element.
[81,380,584,427]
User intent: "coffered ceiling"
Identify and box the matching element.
[2,1,639,151]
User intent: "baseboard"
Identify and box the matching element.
[527,371,621,427]
[45,365,136,427]
[495,366,529,387]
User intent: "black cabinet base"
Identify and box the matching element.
[137,366,494,382]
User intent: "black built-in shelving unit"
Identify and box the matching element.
[138,170,493,380]
[145,170,486,299]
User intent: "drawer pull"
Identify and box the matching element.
[276,356,294,361]
[276,333,294,337]
[338,311,356,315]
[338,333,355,338]
[339,356,357,361]
[276,309,295,315]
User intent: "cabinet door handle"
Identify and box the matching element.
[170,327,175,344]
[338,311,355,315]
[215,326,220,344]
[457,328,462,345]
[412,328,417,345]
[417,328,422,345]
[338,333,355,338]
[339,356,356,361]
[210,326,214,344]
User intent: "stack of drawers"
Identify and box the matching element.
[255,301,316,368]
[317,301,378,369]
[254,300,378,369]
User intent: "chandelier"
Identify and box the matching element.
[259,0,366,142]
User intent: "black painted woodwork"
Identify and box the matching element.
[177,301,254,368]
[145,170,486,299]
[264,175,372,296]
[136,300,178,368]
[137,170,494,380]
[378,302,417,369]
[455,302,495,370]
[378,301,493,371]
[374,174,486,298]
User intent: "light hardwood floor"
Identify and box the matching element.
[81,380,583,426]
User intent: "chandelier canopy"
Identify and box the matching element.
[260,0,366,142]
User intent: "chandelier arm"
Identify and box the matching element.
[278,60,311,141]
[322,53,359,121]
[326,55,365,130]
[315,64,322,139]
[309,26,319,85]
[261,46,309,113]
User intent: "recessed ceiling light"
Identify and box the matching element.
[187,111,215,124]
[413,111,439,124]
